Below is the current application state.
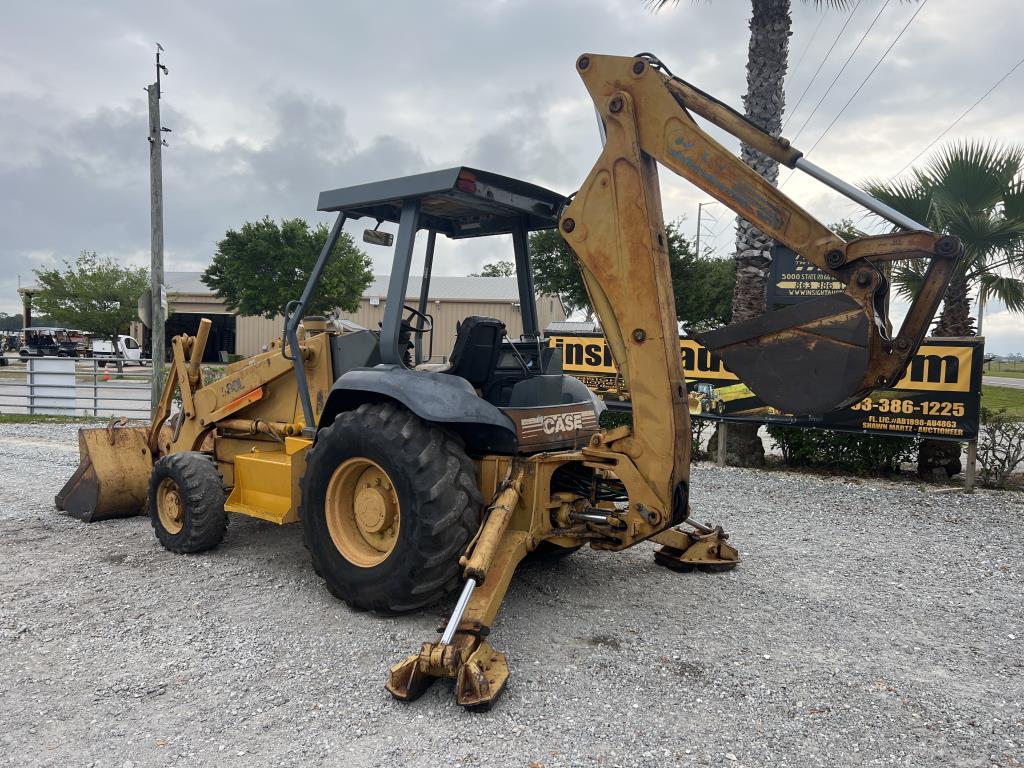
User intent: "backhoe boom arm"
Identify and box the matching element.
[559,53,961,521]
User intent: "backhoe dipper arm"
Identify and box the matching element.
[560,54,962,425]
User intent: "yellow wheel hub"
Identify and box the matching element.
[325,458,401,568]
[156,477,185,535]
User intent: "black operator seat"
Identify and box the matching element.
[417,316,506,388]
[447,316,506,388]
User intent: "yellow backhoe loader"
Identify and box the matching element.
[56,53,961,709]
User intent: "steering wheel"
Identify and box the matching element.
[401,304,433,335]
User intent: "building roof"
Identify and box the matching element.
[545,320,600,334]
[165,272,209,295]
[165,272,525,303]
[364,275,522,302]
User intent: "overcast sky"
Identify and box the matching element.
[2,0,1021,351]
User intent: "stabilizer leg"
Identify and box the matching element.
[652,520,739,572]
[385,530,529,710]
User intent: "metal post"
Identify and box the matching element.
[381,200,421,366]
[286,213,347,435]
[695,203,701,259]
[147,56,166,411]
[965,440,977,492]
[415,230,436,365]
[512,218,540,339]
[695,201,719,258]
[716,422,728,468]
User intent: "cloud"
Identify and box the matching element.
[2,0,1022,332]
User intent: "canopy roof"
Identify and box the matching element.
[317,166,566,239]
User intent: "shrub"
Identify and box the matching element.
[597,408,704,458]
[977,408,1024,489]
[766,425,918,474]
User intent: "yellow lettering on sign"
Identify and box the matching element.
[893,346,973,393]
[549,336,740,381]
[549,336,977,394]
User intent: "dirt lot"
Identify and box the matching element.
[0,423,1021,767]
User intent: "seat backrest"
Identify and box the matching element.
[446,316,506,388]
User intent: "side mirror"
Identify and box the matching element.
[363,229,394,247]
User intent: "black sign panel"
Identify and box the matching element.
[766,244,844,305]
[550,334,984,443]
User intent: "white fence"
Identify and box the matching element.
[0,355,152,418]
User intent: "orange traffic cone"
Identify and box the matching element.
[102,369,110,382]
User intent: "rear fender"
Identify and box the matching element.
[319,366,518,454]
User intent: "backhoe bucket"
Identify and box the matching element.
[695,293,873,415]
[55,425,154,522]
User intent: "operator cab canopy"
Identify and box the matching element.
[316,167,601,455]
[317,166,565,238]
[316,166,566,370]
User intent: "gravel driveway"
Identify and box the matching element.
[0,423,1021,768]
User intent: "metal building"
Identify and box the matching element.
[163,272,566,360]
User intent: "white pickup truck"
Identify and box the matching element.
[91,335,145,365]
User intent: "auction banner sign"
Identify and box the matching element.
[549,333,984,442]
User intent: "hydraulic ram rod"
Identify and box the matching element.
[794,157,927,232]
[440,578,477,646]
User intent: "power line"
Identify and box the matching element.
[788,0,893,146]
[787,13,827,89]
[782,0,864,132]
[805,0,930,157]
[893,54,1024,177]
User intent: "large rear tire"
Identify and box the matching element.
[149,452,228,554]
[301,402,482,613]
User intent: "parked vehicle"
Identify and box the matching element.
[19,327,80,360]
[91,335,144,366]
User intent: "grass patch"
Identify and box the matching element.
[981,385,1024,419]
[984,369,1024,379]
[0,414,111,425]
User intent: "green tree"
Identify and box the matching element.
[528,229,593,317]
[863,141,1024,479]
[471,260,516,277]
[666,224,735,331]
[530,221,732,328]
[864,141,1024,337]
[0,313,23,332]
[33,251,148,342]
[203,217,373,319]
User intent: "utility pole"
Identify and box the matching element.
[695,201,720,258]
[147,44,170,409]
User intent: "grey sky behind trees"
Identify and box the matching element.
[2,0,1021,351]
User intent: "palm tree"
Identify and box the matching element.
[651,0,853,466]
[864,140,1024,478]
[865,141,1024,336]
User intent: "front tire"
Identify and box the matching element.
[301,402,482,613]
[149,452,228,554]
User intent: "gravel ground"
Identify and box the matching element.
[0,423,1021,768]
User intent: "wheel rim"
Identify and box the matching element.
[325,458,401,568]
[156,477,185,534]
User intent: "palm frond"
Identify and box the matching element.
[890,261,928,301]
[976,272,1024,314]
[862,176,934,230]
[1002,175,1024,241]
[941,204,1024,263]
[924,140,1024,213]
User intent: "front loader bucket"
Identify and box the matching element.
[55,425,154,522]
